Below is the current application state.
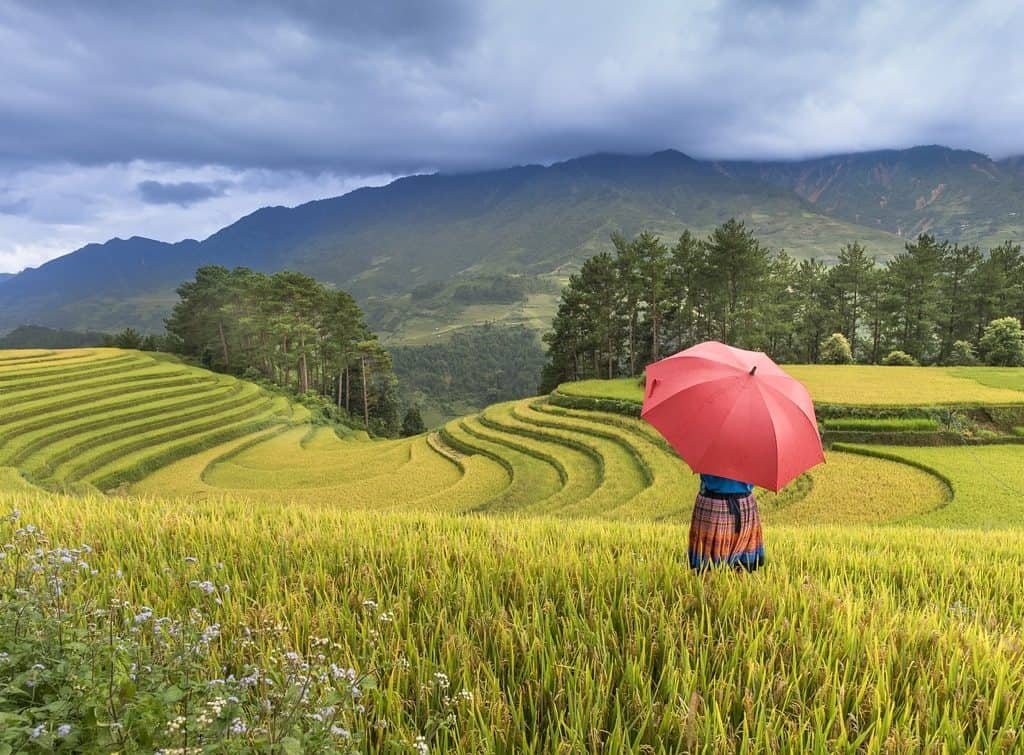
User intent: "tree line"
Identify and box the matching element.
[165,266,400,435]
[540,219,1024,391]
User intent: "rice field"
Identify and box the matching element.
[129,395,950,527]
[5,490,1024,753]
[0,348,294,491]
[3,349,1024,751]
[558,365,1024,406]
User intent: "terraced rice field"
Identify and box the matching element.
[559,366,1024,406]
[0,349,294,491]
[134,393,949,527]
[4,350,1024,751]
[0,349,983,528]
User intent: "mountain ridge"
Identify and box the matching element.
[2,144,1022,338]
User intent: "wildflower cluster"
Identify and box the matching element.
[0,512,462,753]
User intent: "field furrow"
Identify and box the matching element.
[483,400,644,517]
[58,391,280,483]
[522,400,699,521]
[444,417,563,512]
[204,427,417,487]
[0,351,137,383]
[87,397,293,489]
[0,379,240,466]
[0,359,169,406]
[0,374,223,433]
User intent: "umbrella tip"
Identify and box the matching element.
[749,365,757,376]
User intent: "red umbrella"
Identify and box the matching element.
[641,341,824,491]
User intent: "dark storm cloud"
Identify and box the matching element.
[137,180,230,206]
[2,0,1023,174]
[2,0,1024,272]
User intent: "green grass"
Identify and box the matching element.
[951,366,1024,392]
[822,417,941,432]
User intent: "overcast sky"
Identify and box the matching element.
[2,0,1023,273]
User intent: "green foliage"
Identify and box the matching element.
[881,350,919,366]
[392,325,546,417]
[819,333,853,364]
[451,275,529,305]
[105,327,143,349]
[401,406,426,437]
[946,339,978,365]
[978,317,1024,366]
[0,325,109,349]
[541,223,1024,394]
[166,266,398,436]
[822,417,941,432]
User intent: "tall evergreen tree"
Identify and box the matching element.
[829,242,875,360]
[700,219,770,345]
[886,234,945,361]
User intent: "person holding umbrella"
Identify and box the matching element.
[641,341,824,572]
[689,471,763,571]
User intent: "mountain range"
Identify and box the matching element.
[2,144,1023,341]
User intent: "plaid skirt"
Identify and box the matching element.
[688,493,765,572]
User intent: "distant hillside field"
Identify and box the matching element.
[0,348,296,492]
[557,365,1024,406]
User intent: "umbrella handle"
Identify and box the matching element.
[646,378,659,398]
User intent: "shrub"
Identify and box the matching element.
[819,333,854,364]
[946,340,979,366]
[401,406,427,436]
[881,350,919,366]
[978,317,1024,366]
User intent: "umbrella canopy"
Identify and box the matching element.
[641,341,824,491]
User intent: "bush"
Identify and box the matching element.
[881,350,919,366]
[819,333,853,364]
[104,327,144,350]
[401,406,427,436]
[978,317,1024,366]
[946,340,978,366]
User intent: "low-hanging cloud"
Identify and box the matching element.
[137,180,230,207]
[1,0,1022,271]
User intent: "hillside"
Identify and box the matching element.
[4,354,1024,749]
[7,145,1024,339]
[0,348,297,491]
[720,145,1024,246]
[4,356,1024,749]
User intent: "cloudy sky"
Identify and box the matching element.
[2,0,1022,273]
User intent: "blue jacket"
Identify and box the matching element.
[699,473,754,495]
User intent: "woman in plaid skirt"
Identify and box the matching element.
[688,472,764,572]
